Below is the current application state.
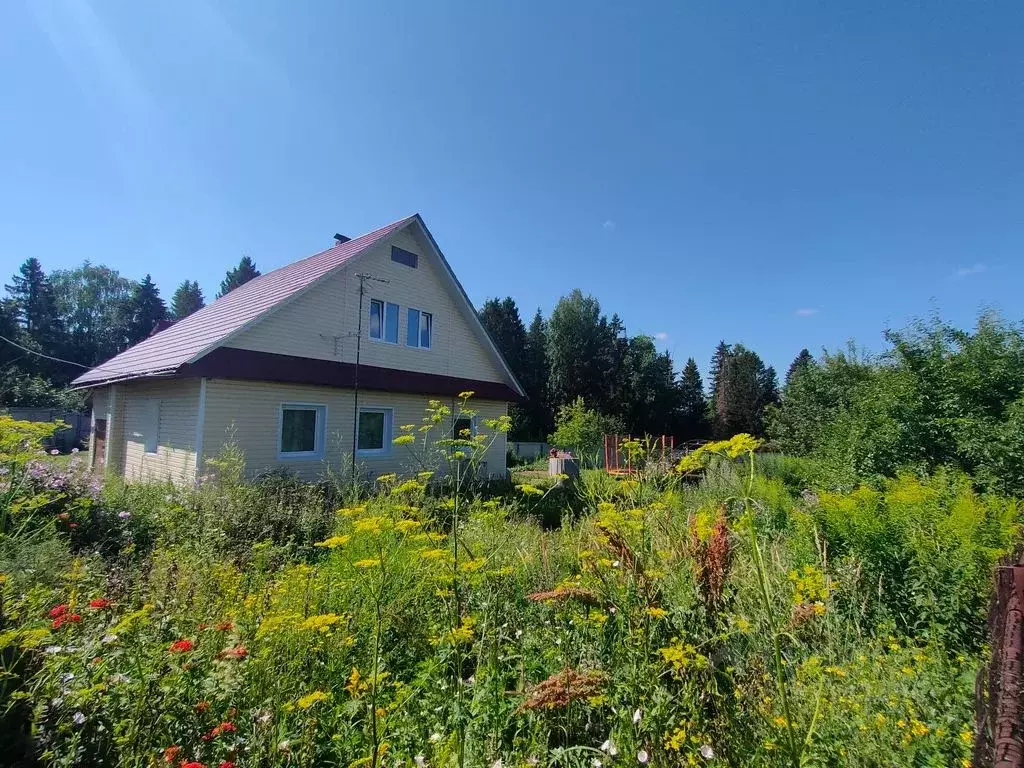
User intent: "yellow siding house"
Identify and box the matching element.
[72,215,523,483]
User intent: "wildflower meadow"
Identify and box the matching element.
[0,399,1017,767]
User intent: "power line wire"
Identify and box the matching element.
[0,333,143,378]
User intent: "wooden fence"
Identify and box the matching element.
[976,558,1024,767]
[6,408,89,452]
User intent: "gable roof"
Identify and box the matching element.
[72,215,524,398]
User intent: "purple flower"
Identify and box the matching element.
[50,449,60,456]
[117,511,131,519]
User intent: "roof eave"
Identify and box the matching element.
[70,368,180,390]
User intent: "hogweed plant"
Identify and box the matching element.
[391,392,510,767]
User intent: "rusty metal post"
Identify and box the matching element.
[991,564,1024,768]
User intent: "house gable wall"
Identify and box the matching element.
[224,228,507,384]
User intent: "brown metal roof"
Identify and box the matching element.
[72,216,415,387]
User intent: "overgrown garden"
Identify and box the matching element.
[2,376,1017,766]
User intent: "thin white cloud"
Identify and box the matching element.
[653,331,669,341]
[795,308,818,317]
[602,220,616,231]
[953,263,987,279]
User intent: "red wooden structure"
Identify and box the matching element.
[603,434,675,475]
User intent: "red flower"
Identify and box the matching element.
[203,720,239,740]
[197,623,209,630]
[69,523,78,528]
[163,745,182,763]
[195,700,211,713]
[49,604,68,618]
[168,639,194,653]
[219,762,236,768]
[181,762,206,768]
[216,646,247,661]
[89,598,111,609]
[215,621,234,632]
[52,613,81,629]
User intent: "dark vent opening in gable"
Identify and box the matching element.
[391,246,418,268]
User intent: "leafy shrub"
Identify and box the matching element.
[813,471,1018,648]
[548,397,623,465]
[769,312,1024,496]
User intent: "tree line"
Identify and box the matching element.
[1,256,261,407]
[478,290,784,443]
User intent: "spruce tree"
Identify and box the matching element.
[5,258,60,336]
[520,309,552,440]
[714,344,779,437]
[678,357,709,440]
[218,256,261,298]
[785,348,815,388]
[125,274,168,345]
[478,297,526,375]
[4,258,66,379]
[170,280,206,320]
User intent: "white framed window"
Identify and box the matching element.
[278,403,327,459]
[357,407,393,455]
[407,308,432,349]
[369,299,399,343]
[143,400,160,454]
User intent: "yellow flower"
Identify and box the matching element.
[296,690,330,709]
[354,559,381,569]
[354,517,389,534]
[298,613,344,632]
[392,435,415,446]
[646,607,668,619]
[394,519,421,533]
[910,720,929,737]
[457,390,475,399]
[516,483,544,497]
[664,727,687,751]
[421,548,446,560]
[345,666,364,696]
[960,730,973,744]
[733,616,751,633]
[337,506,366,517]
[659,640,708,672]
[417,471,434,481]
[459,558,487,572]
[773,716,788,728]
[314,535,351,549]
[435,615,476,645]
[376,472,398,484]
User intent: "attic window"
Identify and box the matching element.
[391,246,418,268]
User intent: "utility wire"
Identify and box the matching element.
[0,333,145,378]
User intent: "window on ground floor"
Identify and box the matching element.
[357,407,393,454]
[143,400,160,454]
[279,403,326,458]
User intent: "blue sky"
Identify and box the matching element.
[2,1,1022,380]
